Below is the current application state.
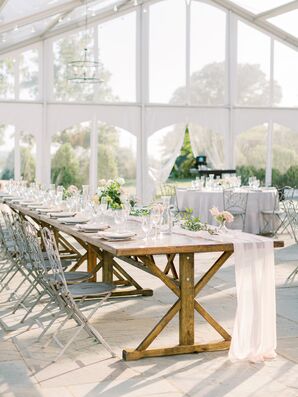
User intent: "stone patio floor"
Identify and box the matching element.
[0,233,297,397]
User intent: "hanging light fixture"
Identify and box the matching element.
[67,0,102,84]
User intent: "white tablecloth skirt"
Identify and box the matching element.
[176,189,277,234]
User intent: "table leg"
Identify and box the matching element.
[87,245,97,282]
[102,250,114,283]
[179,253,194,345]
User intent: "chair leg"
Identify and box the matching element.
[286,266,298,283]
[52,295,115,362]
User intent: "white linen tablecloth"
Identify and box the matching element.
[176,188,277,234]
[173,226,276,363]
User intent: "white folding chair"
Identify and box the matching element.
[223,189,248,231]
[283,200,298,283]
[41,227,116,362]
[261,187,294,237]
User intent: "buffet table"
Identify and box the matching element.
[3,200,283,361]
[176,188,277,234]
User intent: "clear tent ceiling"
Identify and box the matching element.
[0,0,297,52]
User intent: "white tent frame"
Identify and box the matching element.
[0,0,297,203]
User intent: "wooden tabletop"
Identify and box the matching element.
[7,202,284,256]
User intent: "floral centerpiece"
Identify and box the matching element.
[209,207,234,231]
[181,208,215,234]
[96,177,125,209]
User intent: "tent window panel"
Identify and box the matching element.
[149,0,186,104]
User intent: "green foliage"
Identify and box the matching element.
[280,165,298,187]
[170,126,195,179]
[116,147,136,180]
[98,179,124,209]
[129,208,150,216]
[51,143,82,188]
[181,208,215,233]
[21,147,35,182]
[181,208,203,231]
[98,143,118,180]
[236,165,298,188]
[1,149,14,180]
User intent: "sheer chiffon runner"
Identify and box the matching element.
[173,227,276,363]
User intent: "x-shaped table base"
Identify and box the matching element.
[122,251,233,361]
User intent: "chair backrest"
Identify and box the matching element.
[12,217,31,263]
[283,200,298,243]
[1,210,15,244]
[159,184,177,209]
[278,186,294,201]
[223,189,248,213]
[23,220,47,274]
[41,227,67,289]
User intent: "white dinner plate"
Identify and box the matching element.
[27,203,44,209]
[59,217,89,224]
[36,207,58,213]
[49,212,76,218]
[98,230,136,241]
[76,224,110,232]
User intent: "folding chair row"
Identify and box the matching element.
[0,208,116,362]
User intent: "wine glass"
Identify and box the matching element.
[99,197,108,219]
[142,215,152,240]
[114,209,125,232]
[56,185,64,206]
[150,205,161,239]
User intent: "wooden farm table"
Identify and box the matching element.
[6,201,284,361]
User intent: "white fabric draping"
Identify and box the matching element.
[230,235,276,362]
[173,226,276,363]
[188,123,225,169]
[147,124,186,199]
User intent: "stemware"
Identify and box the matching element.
[142,215,152,240]
[150,205,161,239]
[114,209,125,232]
[99,196,108,218]
[56,185,64,206]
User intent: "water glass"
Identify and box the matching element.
[114,209,125,232]
[99,196,108,216]
[150,205,161,239]
[56,185,64,205]
[142,215,152,240]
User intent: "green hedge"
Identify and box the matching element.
[236,165,298,188]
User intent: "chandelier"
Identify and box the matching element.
[67,0,103,83]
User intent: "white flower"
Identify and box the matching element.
[116,177,125,186]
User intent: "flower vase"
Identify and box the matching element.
[218,220,228,233]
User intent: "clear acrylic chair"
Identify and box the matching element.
[223,189,248,231]
[41,227,116,362]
